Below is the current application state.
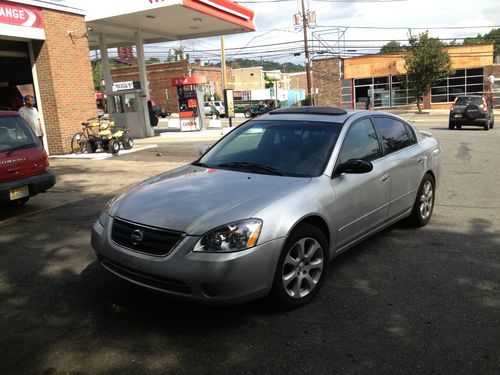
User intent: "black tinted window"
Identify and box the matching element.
[372,117,412,154]
[456,96,483,105]
[339,118,381,163]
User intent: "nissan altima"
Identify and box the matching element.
[91,107,441,308]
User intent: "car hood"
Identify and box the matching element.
[111,165,309,235]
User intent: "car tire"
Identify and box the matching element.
[407,174,435,227]
[489,116,494,129]
[244,110,252,118]
[456,125,462,130]
[483,120,489,131]
[108,139,120,154]
[271,223,329,309]
[448,122,455,130]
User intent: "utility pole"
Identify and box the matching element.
[220,35,232,128]
[301,0,312,105]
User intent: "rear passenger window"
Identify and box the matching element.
[372,117,413,155]
[339,118,381,163]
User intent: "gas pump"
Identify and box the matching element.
[171,76,205,131]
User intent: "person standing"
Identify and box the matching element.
[18,95,44,145]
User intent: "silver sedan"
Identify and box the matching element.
[91,107,441,308]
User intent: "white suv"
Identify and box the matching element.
[204,101,225,117]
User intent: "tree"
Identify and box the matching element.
[146,57,160,65]
[464,28,500,57]
[404,31,454,113]
[380,40,404,54]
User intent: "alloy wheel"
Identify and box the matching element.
[419,180,433,220]
[281,237,324,299]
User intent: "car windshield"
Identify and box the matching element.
[198,120,342,177]
[456,97,483,106]
[0,116,38,153]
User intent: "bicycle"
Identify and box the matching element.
[70,118,100,154]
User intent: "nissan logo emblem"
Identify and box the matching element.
[130,229,144,245]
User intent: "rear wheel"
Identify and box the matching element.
[483,120,489,131]
[244,109,252,118]
[271,224,329,309]
[86,140,97,153]
[108,139,120,154]
[407,174,435,227]
[448,122,455,130]
[489,116,494,129]
[71,132,87,154]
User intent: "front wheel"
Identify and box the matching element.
[407,174,435,227]
[244,110,252,118]
[271,224,329,309]
[71,132,87,154]
[108,139,120,154]
[122,135,134,150]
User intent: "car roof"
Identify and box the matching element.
[0,111,20,116]
[257,106,389,124]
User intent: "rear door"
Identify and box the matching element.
[372,116,423,218]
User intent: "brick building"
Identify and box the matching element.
[313,43,499,110]
[110,60,233,112]
[0,1,96,154]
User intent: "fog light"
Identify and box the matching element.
[201,283,220,297]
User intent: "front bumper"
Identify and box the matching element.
[91,216,285,305]
[0,170,56,204]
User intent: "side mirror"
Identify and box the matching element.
[335,159,373,177]
[199,145,211,156]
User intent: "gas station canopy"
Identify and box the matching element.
[86,0,256,49]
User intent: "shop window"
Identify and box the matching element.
[431,68,484,104]
[390,75,416,107]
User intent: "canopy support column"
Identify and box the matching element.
[98,33,113,114]
[136,30,154,136]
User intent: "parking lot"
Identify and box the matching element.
[0,112,499,374]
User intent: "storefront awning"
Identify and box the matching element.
[86,0,255,49]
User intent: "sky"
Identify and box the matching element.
[62,0,500,65]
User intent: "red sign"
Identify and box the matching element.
[0,1,44,29]
[171,76,206,86]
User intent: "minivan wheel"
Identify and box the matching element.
[407,174,435,227]
[271,224,329,309]
[448,122,455,130]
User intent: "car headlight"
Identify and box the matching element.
[194,219,262,253]
[98,212,110,227]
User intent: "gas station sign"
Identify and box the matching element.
[0,1,44,29]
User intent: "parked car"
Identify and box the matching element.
[243,101,276,118]
[92,107,441,308]
[449,95,494,130]
[204,101,225,117]
[0,112,55,206]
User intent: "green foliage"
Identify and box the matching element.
[146,57,161,65]
[263,72,278,88]
[463,28,500,56]
[404,31,454,112]
[380,41,404,54]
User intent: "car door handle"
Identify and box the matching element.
[417,156,426,163]
[381,174,390,183]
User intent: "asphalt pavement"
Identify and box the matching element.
[0,112,499,374]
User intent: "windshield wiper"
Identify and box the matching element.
[191,161,209,168]
[6,143,36,156]
[217,162,287,176]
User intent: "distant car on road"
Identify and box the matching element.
[0,112,55,206]
[449,95,494,130]
[204,101,225,117]
[243,101,277,118]
[92,107,441,308]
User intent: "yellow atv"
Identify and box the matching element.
[85,117,134,154]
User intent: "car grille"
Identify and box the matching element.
[111,217,184,256]
[99,256,192,295]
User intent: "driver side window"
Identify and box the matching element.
[339,118,381,164]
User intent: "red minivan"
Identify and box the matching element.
[0,112,55,206]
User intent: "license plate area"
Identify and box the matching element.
[10,185,29,201]
[454,114,462,118]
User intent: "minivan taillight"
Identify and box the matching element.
[450,97,458,111]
